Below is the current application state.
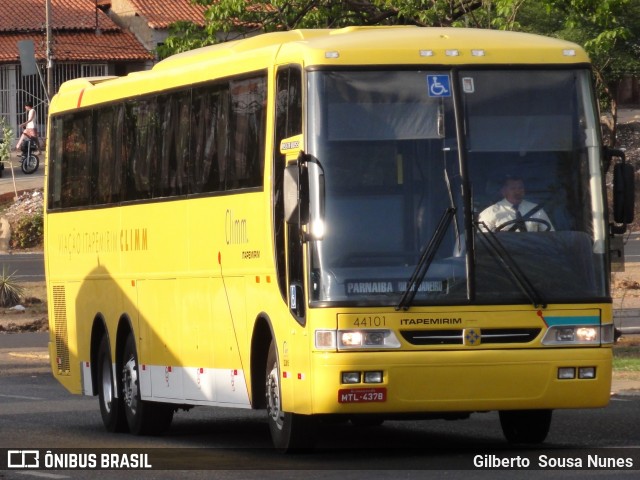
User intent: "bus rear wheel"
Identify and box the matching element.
[121,333,174,435]
[499,409,552,444]
[265,340,317,452]
[97,335,127,432]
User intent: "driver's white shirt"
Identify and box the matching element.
[478,198,554,232]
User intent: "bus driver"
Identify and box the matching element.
[478,174,554,232]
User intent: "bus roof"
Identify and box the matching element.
[155,26,589,70]
[50,26,590,113]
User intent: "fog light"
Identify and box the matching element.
[578,367,596,379]
[342,371,361,384]
[364,371,383,384]
[558,367,576,379]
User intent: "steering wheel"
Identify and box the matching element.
[495,217,552,232]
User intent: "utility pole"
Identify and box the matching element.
[45,0,53,100]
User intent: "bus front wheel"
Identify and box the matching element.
[499,409,552,444]
[97,335,127,432]
[265,340,317,451]
[121,333,174,435]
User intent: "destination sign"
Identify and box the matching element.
[345,279,447,296]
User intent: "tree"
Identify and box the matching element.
[158,1,486,57]
[550,0,640,146]
[484,0,640,146]
[0,117,13,170]
[158,0,640,145]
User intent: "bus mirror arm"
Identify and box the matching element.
[604,147,625,173]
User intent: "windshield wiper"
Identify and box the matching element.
[474,222,547,308]
[396,206,455,311]
[396,169,461,311]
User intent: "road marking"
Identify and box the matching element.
[9,351,49,360]
[0,393,44,400]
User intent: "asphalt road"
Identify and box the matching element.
[0,354,639,479]
[0,252,44,281]
[625,232,640,263]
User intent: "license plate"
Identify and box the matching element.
[338,387,387,403]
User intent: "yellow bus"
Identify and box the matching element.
[45,26,634,451]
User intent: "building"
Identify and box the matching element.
[0,0,205,144]
[106,0,206,58]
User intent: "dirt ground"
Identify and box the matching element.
[0,281,47,333]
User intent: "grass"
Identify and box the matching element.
[0,266,24,307]
[613,345,640,371]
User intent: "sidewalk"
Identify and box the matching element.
[0,156,44,197]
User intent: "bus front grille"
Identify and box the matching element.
[400,328,542,346]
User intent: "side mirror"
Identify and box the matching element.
[283,163,299,224]
[283,152,309,225]
[612,158,635,225]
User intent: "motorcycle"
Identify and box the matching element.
[20,137,40,174]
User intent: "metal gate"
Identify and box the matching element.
[0,62,108,143]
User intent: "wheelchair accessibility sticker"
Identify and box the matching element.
[427,75,451,97]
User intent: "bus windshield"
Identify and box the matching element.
[306,68,607,307]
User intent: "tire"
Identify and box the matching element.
[121,333,174,435]
[21,154,39,174]
[96,335,127,432]
[265,339,317,452]
[499,409,552,444]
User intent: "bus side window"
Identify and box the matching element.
[156,93,189,198]
[94,105,125,205]
[48,116,65,209]
[226,76,267,190]
[124,100,154,201]
[61,112,93,208]
[190,86,223,194]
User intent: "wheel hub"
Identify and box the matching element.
[122,356,139,414]
[266,364,284,429]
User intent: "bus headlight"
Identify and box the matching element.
[576,327,597,342]
[542,325,613,345]
[338,330,401,350]
[315,329,401,350]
